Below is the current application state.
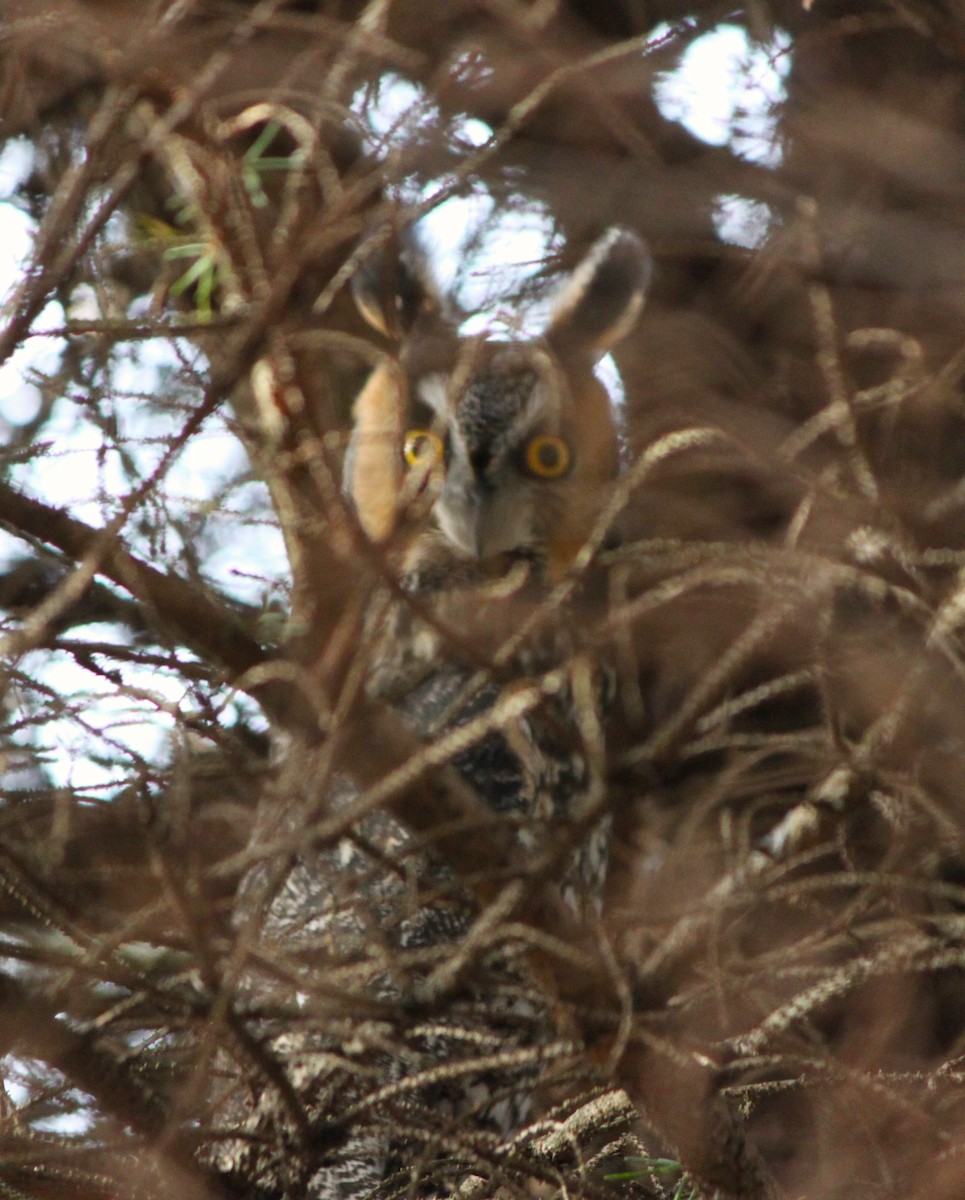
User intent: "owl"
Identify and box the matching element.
[345,222,651,904]
[207,229,650,1200]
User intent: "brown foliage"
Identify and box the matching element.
[2,3,965,1199]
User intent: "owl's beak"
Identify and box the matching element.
[451,481,493,559]
[465,483,534,561]
[438,467,534,561]
[468,495,501,559]
[437,476,513,561]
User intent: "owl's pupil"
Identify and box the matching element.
[536,442,560,470]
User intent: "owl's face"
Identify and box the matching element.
[347,229,650,577]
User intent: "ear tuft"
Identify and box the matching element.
[352,232,437,340]
[546,228,652,359]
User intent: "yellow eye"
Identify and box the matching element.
[524,434,571,479]
[403,429,444,468]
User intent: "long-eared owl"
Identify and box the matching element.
[346,223,651,905]
[209,228,651,1200]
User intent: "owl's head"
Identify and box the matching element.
[346,228,651,578]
